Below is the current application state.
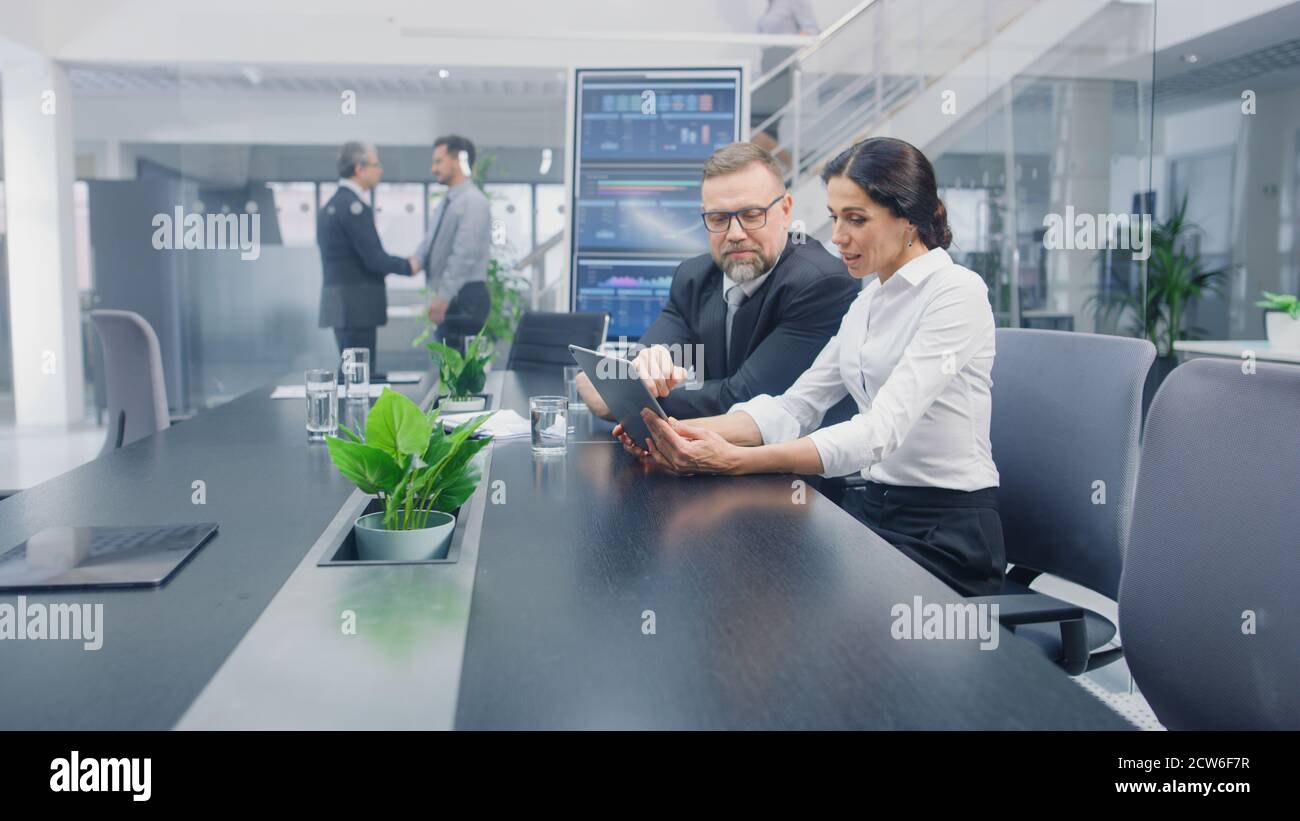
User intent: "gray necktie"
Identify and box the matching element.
[724,283,748,362]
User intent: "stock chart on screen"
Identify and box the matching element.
[569,68,744,340]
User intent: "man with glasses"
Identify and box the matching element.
[578,141,859,419]
[317,141,419,377]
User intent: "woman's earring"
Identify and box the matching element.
[907,230,914,248]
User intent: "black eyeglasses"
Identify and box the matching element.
[701,194,784,233]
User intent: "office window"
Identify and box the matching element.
[485,183,533,266]
[318,181,339,209]
[267,182,317,247]
[73,182,91,291]
[940,187,991,254]
[535,183,567,308]
[374,182,426,257]
[1169,149,1234,259]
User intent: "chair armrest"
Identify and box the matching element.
[968,592,1090,675]
[968,592,1085,626]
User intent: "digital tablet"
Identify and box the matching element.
[0,523,219,591]
[568,345,669,445]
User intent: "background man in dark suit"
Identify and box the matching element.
[317,141,418,375]
[579,142,859,419]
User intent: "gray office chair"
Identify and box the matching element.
[970,328,1155,675]
[1119,358,1300,729]
[89,309,170,455]
[506,311,609,371]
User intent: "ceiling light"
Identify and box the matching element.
[1181,53,1199,64]
[438,69,450,79]
[539,148,553,175]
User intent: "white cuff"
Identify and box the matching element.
[729,393,802,446]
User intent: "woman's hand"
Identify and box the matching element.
[640,410,746,476]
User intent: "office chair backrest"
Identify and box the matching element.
[89,309,170,455]
[990,328,1155,598]
[506,311,609,371]
[1119,358,1300,729]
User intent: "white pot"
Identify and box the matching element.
[441,395,486,412]
[354,510,455,561]
[1265,312,1300,350]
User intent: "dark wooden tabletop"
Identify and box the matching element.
[454,369,1130,729]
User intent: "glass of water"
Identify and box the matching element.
[530,396,568,455]
[305,369,338,442]
[563,365,586,413]
[341,347,370,400]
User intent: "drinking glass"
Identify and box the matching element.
[529,396,568,455]
[305,369,338,441]
[341,347,370,399]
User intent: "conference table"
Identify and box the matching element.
[0,367,1130,730]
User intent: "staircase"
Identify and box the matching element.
[751,0,1113,239]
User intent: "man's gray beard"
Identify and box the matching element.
[718,248,773,282]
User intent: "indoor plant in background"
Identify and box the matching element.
[326,389,492,561]
[1256,290,1300,350]
[427,331,493,412]
[1088,193,1228,393]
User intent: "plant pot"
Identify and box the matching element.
[353,510,456,561]
[440,395,487,412]
[1265,312,1300,350]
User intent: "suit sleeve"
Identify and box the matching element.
[658,272,857,419]
[340,203,410,280]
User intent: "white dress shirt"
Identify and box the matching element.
[730,247,999,490]
[337,177,369,205]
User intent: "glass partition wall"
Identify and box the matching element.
[759,0,1159,339]
[69,63,565,412]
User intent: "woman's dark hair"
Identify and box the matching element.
[821,137,952,250]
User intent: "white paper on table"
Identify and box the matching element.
[270,383,390,400]
[439,409,531,440]
[382,371,424,384]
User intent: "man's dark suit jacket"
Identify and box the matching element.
[639,234,860,418]
[317,186,411,330]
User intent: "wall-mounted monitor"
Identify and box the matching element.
[569,67,744,341]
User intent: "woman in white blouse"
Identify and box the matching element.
[616,137,1005,596]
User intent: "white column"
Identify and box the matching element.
[1,54,85,426]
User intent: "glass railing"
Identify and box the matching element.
[753,0,1160,338]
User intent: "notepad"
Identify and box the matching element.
[270,384,389,400]
[440,409,531,440]
[381,371,423,384]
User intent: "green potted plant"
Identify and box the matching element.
[326,389,492,561]
[427,331,493,412]
[1256,290,1300,350]
[484,257,529,345]
[1087,193,1228,389]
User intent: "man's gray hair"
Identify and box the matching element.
[702,142,784,185]
[337,141,375,179]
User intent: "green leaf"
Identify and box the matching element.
[325,437,404,495]
[433,468,481,513]
[366,389,432,459]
